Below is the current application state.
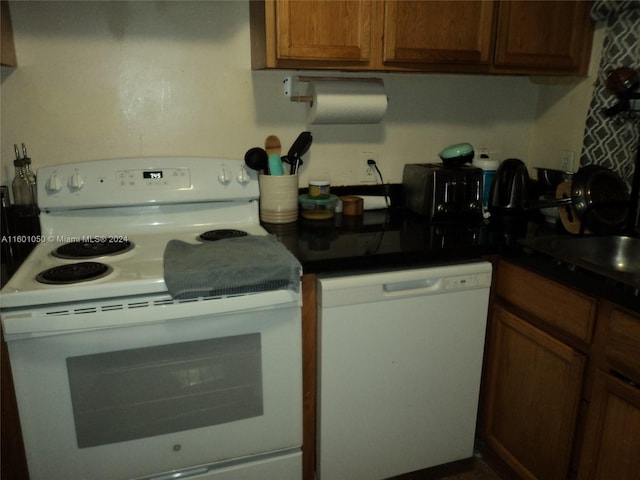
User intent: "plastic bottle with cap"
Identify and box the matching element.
[473,152,499,211]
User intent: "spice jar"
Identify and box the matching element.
[308,180,330,199]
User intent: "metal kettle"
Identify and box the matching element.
[489,158,530,213]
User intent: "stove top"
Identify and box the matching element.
[2,219,269,308]
[1,157,268,309]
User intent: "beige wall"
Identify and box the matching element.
[1,1,601,191]
[529,26,605,173]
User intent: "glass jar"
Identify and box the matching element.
[12,158,35,206]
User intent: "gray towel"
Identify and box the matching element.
[163,235,302,299]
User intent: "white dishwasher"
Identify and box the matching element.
[317,261,492,480]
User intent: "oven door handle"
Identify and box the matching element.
[2,289,300,339]
[148,466,209,480]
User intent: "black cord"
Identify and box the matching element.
[367,159,390,207]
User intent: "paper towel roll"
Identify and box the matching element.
[358,195,388,210]
[307,79,388,125]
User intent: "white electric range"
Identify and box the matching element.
[0,157,303,480]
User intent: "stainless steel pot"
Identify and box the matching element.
[566,165,629,234]
[491,160,629,234]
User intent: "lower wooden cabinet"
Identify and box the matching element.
[482,261,640,480]
[577,371,640,480]
[482,302,585,480]
[576,302,640,480]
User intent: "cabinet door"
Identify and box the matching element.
[578,371,640,480]
[274,0,372,63]
[383,0,494,65]
[494,1,593,73]
[1,0,17,67]
[483,303,586,480]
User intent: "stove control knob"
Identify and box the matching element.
[46,173,63,193]
[236,166,250,185]
[218,167,231,185]
[68,171,85,191]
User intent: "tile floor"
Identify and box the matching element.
[390,455,508,480]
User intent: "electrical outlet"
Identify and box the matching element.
[359,152,378,183]
[560,150,575,172]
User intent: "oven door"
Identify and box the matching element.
[3,290,302,480]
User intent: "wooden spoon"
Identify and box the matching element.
[265,135,281,156]
[265,135,284,175]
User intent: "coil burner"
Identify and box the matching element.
[53,239,133,259]
[199,229,248,242]
[36,262,113,284]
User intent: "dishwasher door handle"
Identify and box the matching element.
[383,277,440,293]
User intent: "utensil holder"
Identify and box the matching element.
[258,174,299,224]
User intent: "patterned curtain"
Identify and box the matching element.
[580,0,640,189]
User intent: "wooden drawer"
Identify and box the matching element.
[496,261,597,344]
[606,305,640,383]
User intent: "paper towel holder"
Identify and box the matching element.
[283,75,383,103]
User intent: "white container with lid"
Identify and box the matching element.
[473,156,499,210]
[308,180,330,199]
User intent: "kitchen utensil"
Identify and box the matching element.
[606,66,639,98]
[268,154,285,176]
[568,164,629,234]
[244,147,268,173]
[603,67,640,116]
[556,180,590,235]
[493,160,629,234]
[535,167,573,191]
[265,135,281,156]
[285,131,313,174]
[282,155,302,174]
[287,131,312,159]
[265,135,284,176]
[438,143,474,168]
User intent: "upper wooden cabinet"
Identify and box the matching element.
[250,0,376,69]
[250,0,594,75]
[274,0,372,64]
[382,1,495,67]
[1,0,17,67]
[493,1,593,73]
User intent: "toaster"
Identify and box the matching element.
[402,163,483,220]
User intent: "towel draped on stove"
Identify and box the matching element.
[163,235,302,299]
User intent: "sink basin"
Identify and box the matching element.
[520,235,640,291]
[549,236,640,273]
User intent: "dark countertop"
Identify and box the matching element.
[265,207,506,275]
[263,186,639,311]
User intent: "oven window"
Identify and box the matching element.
[67,333,263,448]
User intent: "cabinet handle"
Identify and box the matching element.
[610,369,640,390]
